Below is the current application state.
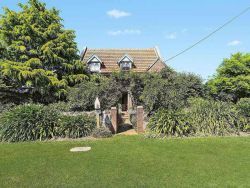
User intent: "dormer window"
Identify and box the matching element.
[118,54,133,71]
[87,55,102,72]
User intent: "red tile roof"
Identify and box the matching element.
[81,47,166,73]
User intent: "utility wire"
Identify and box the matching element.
[164,6,250,62]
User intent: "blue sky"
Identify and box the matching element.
[1,0,250,79]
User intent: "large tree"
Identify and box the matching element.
[140,68,204,113]
[207,53,250,101]
[0,0,87,103]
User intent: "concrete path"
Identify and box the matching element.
[118,129,138,135]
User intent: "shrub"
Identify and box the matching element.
[0,104,59,142]
[68,80,101,111]
[187,98,242,136]
[141,72,204,113]
[58,115,96,138]
[67,78,123,111]
[236,98,250,131]
[147,109,192,137]
[236,98,250,117]
[48,102,70,112]
[91,127,112,138]
[0,104,97,142]
[130,113,137,129]
[147,98,248,137]
[0,103,16,113]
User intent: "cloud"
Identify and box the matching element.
[165,33,177,40]
[227,40,241,46]
[107,9,131,19]
[181,28,188,33]
[108,29,141,36]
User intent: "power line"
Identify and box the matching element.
[164,6,250,63]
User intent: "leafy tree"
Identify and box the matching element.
[68,67,204,113]
[141,70,204,113]
[68,76,124,111]
[129,73,145,106]
[0,0,88,103]
[160,66,176,79]
[207,53,250,101]
[236,98,250,118]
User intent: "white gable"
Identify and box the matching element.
[87,55,102,64]
[91,57,100,62]
[122,57,131,62]
[118,54,133,64]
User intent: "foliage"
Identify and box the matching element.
[91,126,113,138]
[68,74,124,111]
[147,98,248,137]
[68,68,204,112]
[187,98,243,135]
[0,102,16,114]
[48,101,70,112]
[147,109,192,137]
[159,66,176,79]
[68,79,104,111]
[130,113,137,129]
[207,53,250,101]
[0,0,88,103]
[127,73,146,106]
[236,98,250,131]
[112,72,145,106]
[141,69,204,113]
[58,115,96,138]
[68,72,159,111]
[0,103,97,142]
[0,72,31,104]
[0,104,59,142]
[236,98,250,117]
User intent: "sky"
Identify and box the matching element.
[1,0,250,79]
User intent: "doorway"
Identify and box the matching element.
[121,92,128,111]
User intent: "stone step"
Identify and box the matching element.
[121,112,129,117]
[120,111,130,124]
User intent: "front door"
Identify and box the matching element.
[121,93,128,111]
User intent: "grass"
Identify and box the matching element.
[0,135,250,188]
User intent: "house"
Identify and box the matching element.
[80,47,166,113]
[80,46,166,74]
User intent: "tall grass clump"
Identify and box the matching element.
[236,98,250,131]
[147,109,192,137]
[187,98,242,136]
[58,115,96,138]
[0,104,97,142]
[0,104,59,142]
[147,98,248,137]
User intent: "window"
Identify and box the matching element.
[87,55,101,73]
[120,61,132,70]
[89,62,101,72]
[118,55,133,71]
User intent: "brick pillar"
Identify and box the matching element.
[127,92,133,110]
[137,106,144,133]
[111,107,118,134]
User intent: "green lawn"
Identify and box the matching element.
[0,136,250,188]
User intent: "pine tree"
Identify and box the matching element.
[0,0,88,103]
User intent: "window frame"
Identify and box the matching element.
[87,55,102,73]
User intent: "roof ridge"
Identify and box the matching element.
[86,48,155,51]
